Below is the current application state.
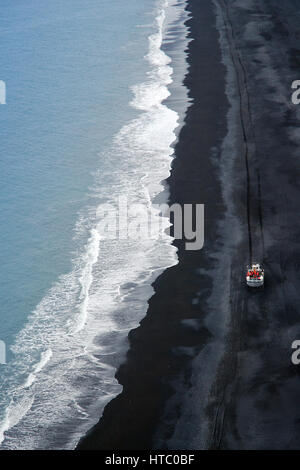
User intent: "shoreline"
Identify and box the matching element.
[161,0,300,450]
[77,0,229,450]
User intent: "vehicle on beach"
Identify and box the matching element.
[246,263,264,287]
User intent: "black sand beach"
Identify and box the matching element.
[78,0,300,450]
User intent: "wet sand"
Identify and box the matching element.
[78,0,300,450]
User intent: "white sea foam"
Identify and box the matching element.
[71,229,101,334]
[24,349,53,388]
[0,395,35,444]
[0,0,188,449]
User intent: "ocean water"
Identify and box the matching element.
[0,0,188,449]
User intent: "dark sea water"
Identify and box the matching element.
[0,0,188,449]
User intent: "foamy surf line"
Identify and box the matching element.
[0,0,189,449]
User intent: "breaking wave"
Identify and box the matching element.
[0,0,186,449]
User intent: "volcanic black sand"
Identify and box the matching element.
[78,0,300,450]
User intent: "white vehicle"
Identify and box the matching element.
[246,263,264,287]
